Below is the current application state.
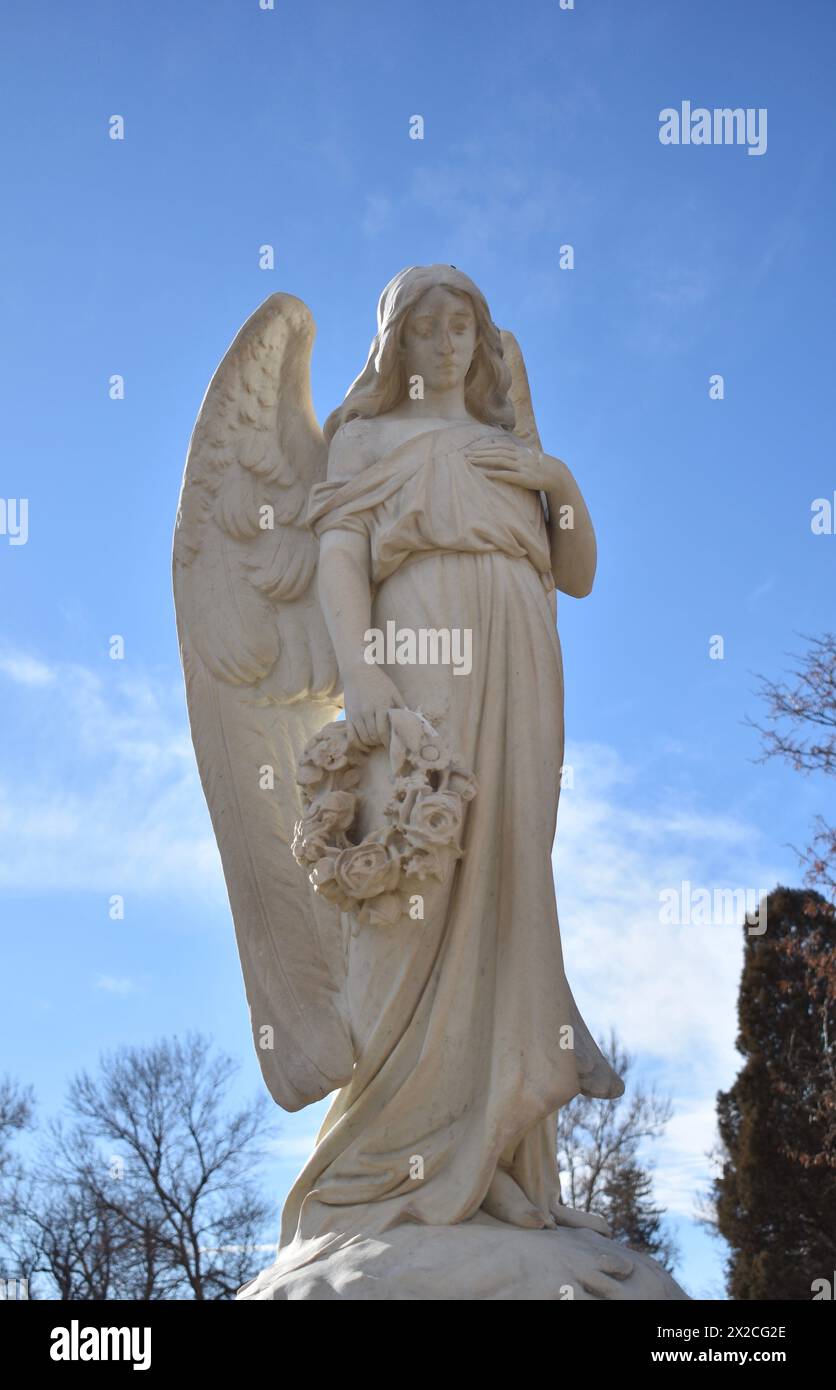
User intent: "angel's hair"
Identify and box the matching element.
[322,264,515,443]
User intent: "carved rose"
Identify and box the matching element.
[292,792,357,868]
[407,791,462,846]
[298,724,363,783]
[291,821,329,867]
[308,855,349,907]
[303,791,356,836]
[334,842,400,899]
[297,761,326,788]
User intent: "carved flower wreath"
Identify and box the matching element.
[291,710,477,927]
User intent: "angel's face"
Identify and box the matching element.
[400,286,477,395]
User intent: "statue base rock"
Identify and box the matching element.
[238,1212,690,1301]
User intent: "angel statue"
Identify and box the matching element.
[173,266,687,1300]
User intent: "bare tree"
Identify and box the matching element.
[0,1075,36,1293]
[0,1076,34,1177]
[12,1036,276,1299]
[747,632,836,907]
[23,1175,134,1301]
[557,1031,679,1270]
[66,1034,276,1299]
[17,1122,177,1300]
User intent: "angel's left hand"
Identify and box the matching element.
[465,438,566,492]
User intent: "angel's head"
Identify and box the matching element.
[323,265,514,441]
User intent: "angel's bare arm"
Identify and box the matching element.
[543,457,597,599]
[317,527,374,678]
[318,528,404,747]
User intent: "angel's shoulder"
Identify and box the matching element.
[326,416,384,481]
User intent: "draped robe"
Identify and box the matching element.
[278,421,623,1260]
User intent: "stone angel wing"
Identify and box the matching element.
[501,327,563,541]
[173,293,354,1112]
[500,328,544,453]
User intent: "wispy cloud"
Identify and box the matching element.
[555,739,783,1221]
[557,739,776,1061]
[0,652,56,686]
[267,1134,322,1161]
[653,1102,722,1219]
[95,975,138,996]
[0,647,222,901]
[745,576,775,607]
[408,154,565,268]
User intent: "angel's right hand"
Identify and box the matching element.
[343,665,405,748]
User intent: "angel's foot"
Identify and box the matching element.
[481,1168,550,1229]
[548,1195,612,1238]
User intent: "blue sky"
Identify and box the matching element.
[1,0,834,1299]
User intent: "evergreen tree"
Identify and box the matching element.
[713,886,836,1300]
[603,1160,678,1271]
